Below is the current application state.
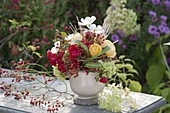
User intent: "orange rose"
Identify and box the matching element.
[89,43,102,56]
[101,40,116,58]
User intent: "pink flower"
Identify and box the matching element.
[99,77,108,83]
[12,0,19,4]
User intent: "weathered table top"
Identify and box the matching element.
[0,69,167,113]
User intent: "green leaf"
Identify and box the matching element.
[119,55,125,59]
[128,68,139,75]
[83,45,110,64]
[146,64,164,90]
[146,41,157,52]
[33,52,42,58]
[128,80,142,92]
[124,58,135,64]
[84,62,102,68]
[161,88,170,99]
[123,64,133,69]
[28,45,36,52]
[116,73,127,81]
[153,86,161,95]
[164,70,170,80]
[73,40,90,58]
[159,104,170,113]
[126,73,134,77]
[146,43,152,52]
[61,32,67,38]
[115,64,123,69]
[9,19,19,25]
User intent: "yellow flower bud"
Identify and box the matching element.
[101,40,116,58]
[89,43,102,56]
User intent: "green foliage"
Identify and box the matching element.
[146,62,164,91]
[111,55,142,92]
[144,42,170,113]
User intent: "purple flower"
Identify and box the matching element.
[160,15,168,22]
[129,34,137,41]
[152,17,158,22]
[152,0,160,5]
[165,27,170,34]
[148,25,158,34]
[122,44,127,49]
[154,32,160,38]
[116,30,125,37]
[161,21,168,27]
[111,34,119,41]
[118,40,123,45]
[149,11,157,17]
[158,25,166,33]
[165,1,170,7]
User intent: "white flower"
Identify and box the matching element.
[88,24,105,34]
[164,42,170,46]
[78,16,96,26]
[51,47,58,54]
[51,41,60,54]
[54,41,60,48]
[65,33,83,42]
[72,33,83,41]
[65,34,74,41]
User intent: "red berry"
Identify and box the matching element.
[36,46,40,50]
[99,77,108,83]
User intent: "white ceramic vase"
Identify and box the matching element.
[69,71,104,105]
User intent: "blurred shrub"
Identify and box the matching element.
[0,0,109,68]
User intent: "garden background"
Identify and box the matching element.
[0,0,170,112]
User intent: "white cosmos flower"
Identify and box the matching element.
[88,24,105,34]
[78,16,96,26]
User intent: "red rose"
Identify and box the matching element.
[99,77,108,83]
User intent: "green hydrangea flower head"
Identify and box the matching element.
[104,0,140,36]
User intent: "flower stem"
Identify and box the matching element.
[159,41,170,72]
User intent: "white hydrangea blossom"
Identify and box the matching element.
[104,0,140,36]
[98,83,137,112]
